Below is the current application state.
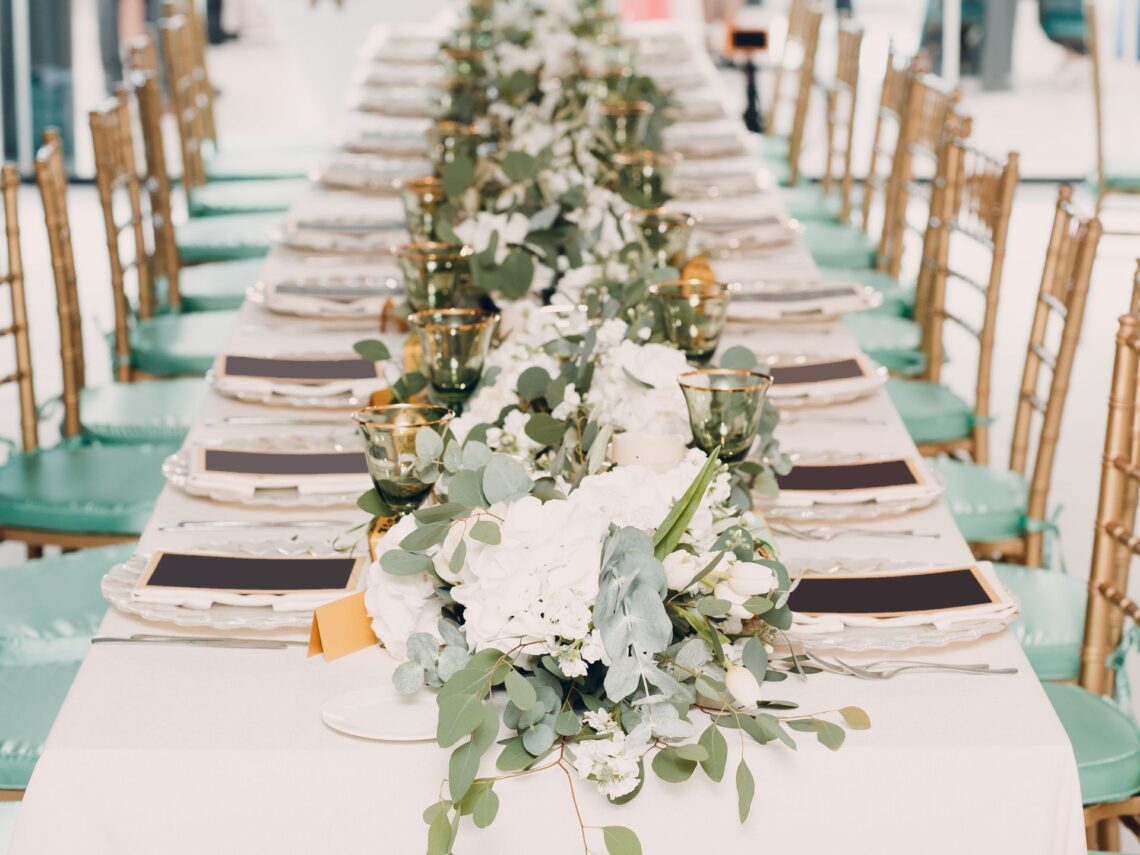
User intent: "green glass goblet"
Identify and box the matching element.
[624,207,697,268]
[651,279,736,364]
[409,308,500,407]
[599,100,654,151]
[353,404,454,515]
[394,176,447,243]
[426,120,479,171]
[678,369,772,463]
[395,242,472,312]
[614,150,681,208]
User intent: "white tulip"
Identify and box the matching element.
[714,581,753,619]
[725,665,763,707]
[726,561,777,597]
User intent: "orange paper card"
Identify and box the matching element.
[308,592,378,661]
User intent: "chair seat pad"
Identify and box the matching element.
[761,134,790,161]
[0,442,175,536]
[886,379,974,444]
[0,661,82,789]
[843,313,926,376]
[782,184,842,223]
[0,544,134,666]
[925,456,1029,543]
[129,311,238,376]
[803,221,878,269]
[1102,155,1140,191]
[817,266,913,318]
[80,377,206,444]
[175,212,279,264]
[205,148,315,182]
[175,257,263,313]
[188,177,309,218]
[1044,681,1140,805]
[993,563,1085,681]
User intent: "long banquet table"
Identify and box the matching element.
[9,15,1086,855]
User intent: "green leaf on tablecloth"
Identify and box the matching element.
[741,637,768,684]
[380,549,433,576]
[525,413,567,448]
[426,806,453,855]
[423,799,450,825]
[448,740,481,803]
[469,519,500,545]
[393,661,425,695]
[651,748,697,783]
[482,454,533,504]
[502,150,537,183]
[602,825,642,855]
[400,521,450,551]
[814,719,846,751]
[352,339,390,362]
[698,725,727,781]
[736,759,756,822]
[554,710,581,737]
[504,670,537,711]
[441,154,475,197]
[416,427,444,464]
[437,694,486,748]
[785,719,816,733]
[522,722,556,755]
[495,736,538,771]
[719,345,759,370]
[470,785,499,828]
[448,469,486,507]
[673,744,709,763]
[840,706,871,730]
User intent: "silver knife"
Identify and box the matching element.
[92,636,292,650]
[203,416,353,426]
[156,520,355,531]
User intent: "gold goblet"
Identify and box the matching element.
[394,176,447,243]
[395,242,473,312]
[408,308,500,407]
[651,279,736,364]
[426,120,479,170]
[678,369,772,462]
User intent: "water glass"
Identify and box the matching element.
[395,177,447,243]
[651,279,736,363]
[395,242,472,312]
[353,404,454,514]
[624,207,696,268]
[599,100,653,151]
[678,369,772,462]
[409,308,500,406]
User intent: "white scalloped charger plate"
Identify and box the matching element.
[163,431,365,508]
[727,283,884,324]
[101,539,361,630]
[247,276,401,319]
[206,369,382,410]
[760,352,889,408]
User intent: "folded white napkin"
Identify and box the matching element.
[281,223,406,254]
[314,154,432,192]
[728,284,881,321]
[791,563,1019,633]
[766,367,886,402]
[214,374,385,400]
[764,476,942,508]
[265,279,399,317]
[186,469,371,499]
[130,587,350,612]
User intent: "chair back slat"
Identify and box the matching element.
[785,4,822,186]
[33,132,86,438]
[1080,275,1140,696]
[90,89,157,382]
[130,70,183,310]
[860,45,909,234]
[159,14,209,191]
[1085,1,1106,199]
[122,34,160,76]
[0,163,38,451]
[820,18,862,223]
[919,141,1018,464]
[164,0,218,145]
[1008,186,1101,566]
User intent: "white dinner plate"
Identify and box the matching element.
[248,276,401,318]
[322,685,438,742]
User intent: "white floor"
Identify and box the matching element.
[1,0,1138,849]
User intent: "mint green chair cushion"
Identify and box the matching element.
[803,221,878,269]
[0,442,175,536]
[1044,681,1140,805]
[204,148,315,182]
[175,212,279,264]
[80,377,206,444]
[0,661,81,790]
[817,266,914,318]
[926,455,1029,543]
[188,177,309,218]
[886,379,973,444]
[129,310,238,376]
[782,185,842,223]
[1101,156,1140,192]
[761,134,790,161]
[843,313,926,376]
[994,562,1085,681]
[176,257,263,313]
[0,544,134,666]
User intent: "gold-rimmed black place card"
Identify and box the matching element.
[218,355,382,384]
[769,357,868,386]
[788,565,1001,617]
[198,448,368,478]
[776,458,923,493]
[733,285,861,304]
[136,550,365,595]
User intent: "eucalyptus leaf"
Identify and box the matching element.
[482,454,533,504]
[839,706,871,730]
[406,633,439,668]
[521,722,556,755]
[448,469,486,507]
[554,710,581,737]
[719,345,759,370]
[502,150,537,183]
[736,759,756,822]
[442,440,463,473]
[448,740,482,803]
[399,521,451,551]
[815,719,846,751]
[353,339,391,362]
[504,670,537,711]
[470,785,499,828]
[650,749,696,783]
[698,724,727,782]
[602,826,642,855]
[436,694,486,748]
[441,154,475,197]
[426,807,452,855]
[525,413,567,448]
[414,503,467,524]
[393,661,425,695]
[470,519,501,545]
[741,637,768,685]
[516,366,552,401]
[461,441,493,469]
[380,549,433,576]
[416,427,444,463]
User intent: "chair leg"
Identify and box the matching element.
[1100,818,1121,850]
[25,544,43,560]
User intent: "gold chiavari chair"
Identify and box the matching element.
[887,138,1019,464]
[128,69,265,312]
[88,93,236,379]
[1085,1,1140,235]
[782,17,862,225]
[163,0,217,146]
[929,186,1102,570]
[762,0,822,187]
[0,163,37,462]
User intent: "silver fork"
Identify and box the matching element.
[805,652,1017,679]
[772,524,941,541]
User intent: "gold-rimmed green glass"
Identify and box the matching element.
[651,279,736,363]
[442,48,487,81]
[395,242,473,311]
[394,177,447,243]
[409,308,500,406]
[426,120,479,170]
[600,100,653,151]
[624,207,696,267]
[614,150,682,207]
[437,78,489,125]
[353,404,454,514]
[678,369,772,462]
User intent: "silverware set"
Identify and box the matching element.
[157,520,355,531]
[772,523,942,542]
[802,650,1018,679]
[92,634,306,650]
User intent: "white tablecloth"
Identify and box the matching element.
[8,17,1086,855]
